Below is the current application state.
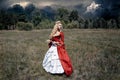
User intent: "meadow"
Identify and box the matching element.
[0,29,120,80]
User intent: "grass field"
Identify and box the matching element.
[0,29,120,80]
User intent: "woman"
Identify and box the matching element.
[42,21,73,76]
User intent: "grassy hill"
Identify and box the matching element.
[0,29,120,80]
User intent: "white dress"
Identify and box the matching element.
[42,44,64,74]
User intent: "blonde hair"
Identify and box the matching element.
[49,21,62,39]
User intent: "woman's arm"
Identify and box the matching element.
[46,39,52,43]
[52,32,60,37]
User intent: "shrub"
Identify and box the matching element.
[66,21,79,29]
[36,19,54,29]
[0,23,5,30]
[16,22,33,31]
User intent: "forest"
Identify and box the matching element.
[0,4,120,30]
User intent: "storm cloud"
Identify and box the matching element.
[0,0,120,19]
[0,0,10,9]
[0,0,93,9]
[94,0,120,19]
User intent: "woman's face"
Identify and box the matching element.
[58,23,62,30]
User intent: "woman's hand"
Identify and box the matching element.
[52,41,60,45]
[46,39,51,43]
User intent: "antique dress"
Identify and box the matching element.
[42,32,73,76]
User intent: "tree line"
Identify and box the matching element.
[0,4,120,30]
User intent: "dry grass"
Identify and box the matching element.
[0,29,120,80]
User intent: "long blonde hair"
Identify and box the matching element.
[49,21,62,39]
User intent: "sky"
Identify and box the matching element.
[0,0,93,8]
[0,0,120,19]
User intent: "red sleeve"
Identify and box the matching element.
[58,32,64,46]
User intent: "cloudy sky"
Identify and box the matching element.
[0,0,93,8]
[0,0,120,18]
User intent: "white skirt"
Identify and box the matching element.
[42,44,64,74]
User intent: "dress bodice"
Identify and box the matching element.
[52,32,64,43]
[52,35,61,42]
[49,32,64,48]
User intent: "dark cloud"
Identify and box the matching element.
[0,0,119,19]
[74,4,86,16]
[94,0,120,19]
[0,0,9,9]
[0,0,93,10]
[1,0,93,8]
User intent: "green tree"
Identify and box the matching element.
[78,16,85,29]
[37,19,54,29]
[93,18,99,28]
[0,10,6,29]
[84,20,89,29]
[69,10,79,22]
[0,23,4,30]
[31,9,42,27]
[25,4,35,22]
[32,16,41,27]
[117,16,120,28]
[56,8,69,24]
[67,21,79,29]
[98,18,107,28]
[107,19,117,29]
